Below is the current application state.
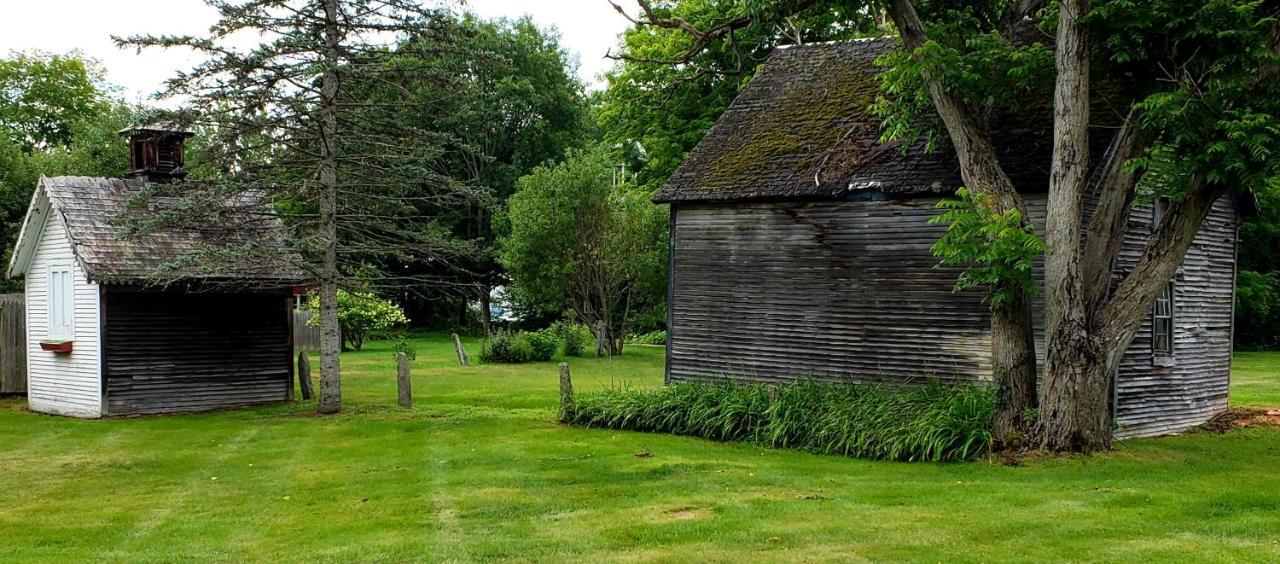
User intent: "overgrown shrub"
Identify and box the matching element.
[305,289,408,351]
[626,330,667,345]
[480,330,533,363]
[555,322,592,357]
[482,329,561,363]
[563,380,995,462]
[525,329,560,362]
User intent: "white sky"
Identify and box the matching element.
[0,0,635,104]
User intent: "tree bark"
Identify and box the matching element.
[316,0,343,415]
[1096,181,1229,365]
[886,0,1040,442]
[990,291,1038,445]
[479,285,491,335]
[1037,0,1105,451]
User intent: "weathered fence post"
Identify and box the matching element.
[396,352,412,408]
[452,333,470,366]
[297,352,314,400]
[558,362,573,421]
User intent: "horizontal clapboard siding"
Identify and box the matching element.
[103,290,291,415]
[1111,198,1236,438]
[669,194,1236,438]
[669,199,994,385]
[25,209,103,418]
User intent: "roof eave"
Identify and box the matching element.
[7,178,52,279]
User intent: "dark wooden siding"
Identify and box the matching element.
[669,199,994,385]
[102,289,291,415]
[668,194,1237,437]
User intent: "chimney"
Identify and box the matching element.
[119,123,194,183]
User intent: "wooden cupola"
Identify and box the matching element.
[119,123,194,183]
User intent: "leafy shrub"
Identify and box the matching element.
[306,290,408,351]
[525,329,561,362]
[480,330,532,363]
[626,330,666,345]
[563,380,995,462]
[556,322,592,357]
[481,329,562,363]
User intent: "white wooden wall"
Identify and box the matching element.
[25,206,102,418]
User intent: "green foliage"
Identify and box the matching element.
[0,51,112,151]
[565,379,995,462]
[874,28,1054,150]
[0,51,131,293]
[482,328,561,363]
[598,0,879,188]
[480,329,534,364]
[307,290,409,351]
[1236,270,1280,350]
[928,188,1044,308]
[625,330,667,346]
[498,145,667,353]
[524,329,561,362]
[392,336,418,361]
[553,321,592,357]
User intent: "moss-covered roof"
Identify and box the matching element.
[653,38,1054,204]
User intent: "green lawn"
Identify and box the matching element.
[0,335,1278,562]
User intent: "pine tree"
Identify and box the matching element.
[118,0,478,414]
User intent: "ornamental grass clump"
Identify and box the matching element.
[563,379,995,462]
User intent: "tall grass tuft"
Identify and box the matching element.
[563,379,995,462]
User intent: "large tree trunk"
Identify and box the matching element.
[316,0,343,415]
[1037,0,1106,451]
[990,292,1039,445]
[887,0,1040,441]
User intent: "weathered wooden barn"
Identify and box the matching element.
[655,38,1248,439]
[6,126,304,417]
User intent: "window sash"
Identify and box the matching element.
[1152,281,1174,355]
[47,265,74,339]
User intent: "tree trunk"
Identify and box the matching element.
[479,285,491,335]
[990,292,1038,446]
[316,0,343,415]
[1037,0,1104,451]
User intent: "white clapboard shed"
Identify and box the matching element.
[7,126,306,418]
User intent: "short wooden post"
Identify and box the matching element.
[452,333,470,366]
[396,352,412,408]
[558,362,573,421]
[298,352,314,400]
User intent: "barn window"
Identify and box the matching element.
[1152,281,1174,355]
[47,264,74,339]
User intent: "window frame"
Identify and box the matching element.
[1150,199,1176,362]
[46,261,75,340]
[1152,280,1174,356]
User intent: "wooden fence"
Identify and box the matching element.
[0,293,26,394]
[294,309,320,351]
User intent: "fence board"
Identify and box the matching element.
[0,293,26,394]
[293,309,321,351]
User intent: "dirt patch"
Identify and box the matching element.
[655,506,712,522]
[1201,408,1280,433]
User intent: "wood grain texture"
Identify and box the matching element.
[667,193,1238,438]
[102,289,292,416]
[0,294,26,394]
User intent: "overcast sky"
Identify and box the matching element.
[0,0,635,104]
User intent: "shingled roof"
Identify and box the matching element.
[653,37,1055,204]
[8,176,307,286]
